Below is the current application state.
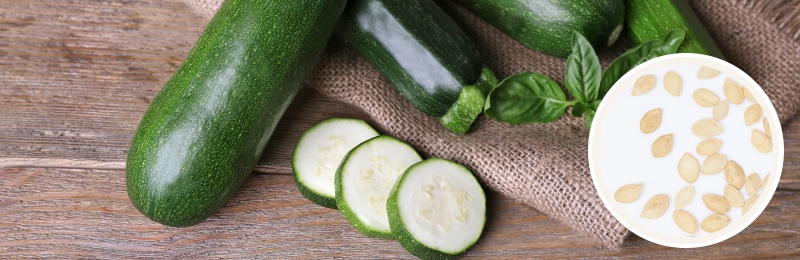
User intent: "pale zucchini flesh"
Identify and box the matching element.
[336,135,423,238]
[293,118,379,209]
[388,158,486,259]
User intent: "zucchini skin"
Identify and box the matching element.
[624,0,725,59]
[126,0,346,227]
[452,0,626,58]
[335,0,485,117]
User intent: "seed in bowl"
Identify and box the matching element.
[696,138,723,156]
[664,71,682,96]
[701,153,727,175]
[723,185,743,208]
[700,214,730,233]
[723,78,744,105]
[692,118,724,137]
[697,66,721,79]
[633,74,656,95]
[640,108,662,134]
[724,160,745,189]
[641,194,669,219]
[693,89,719,107]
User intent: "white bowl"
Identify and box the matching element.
[588,53,783,248]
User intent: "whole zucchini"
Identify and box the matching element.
[335,0,496,134]
[126,0,346,227]
[452,0,626,58]
[624,0,724,59]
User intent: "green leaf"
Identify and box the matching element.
[586,110,596,130]
[599,30,686,98]
[565,32,601,102]
[571,102,587,117]
[484,72,570,124]
[590,100,602,111]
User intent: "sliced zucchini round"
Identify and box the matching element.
[387,158,486,259]
[292,118,379,209]
[335,135,422,238]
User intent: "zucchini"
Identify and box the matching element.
[451,0,626,58]
[126,0,346,227]
[293,118,379,209]
[335,0,497,134]
[335,135,422,238]
[387,158,486,260]
[624,0,725,59]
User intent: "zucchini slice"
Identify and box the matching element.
[293,118,379,209]
[388,158,486,259]
[335,135,423,238]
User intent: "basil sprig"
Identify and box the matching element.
[484,30,686,129]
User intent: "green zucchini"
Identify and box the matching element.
[293,118,379,209]
[335,0,496,134]
[451,0,626,58]
[624,0,725,59]
[335,135,422,239]
[126,0,346,227]
[387,158,486,260]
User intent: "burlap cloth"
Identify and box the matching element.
[182,0,800,248]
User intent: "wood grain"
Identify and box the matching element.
[1,167,799,259]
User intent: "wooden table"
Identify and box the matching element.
[1,0,799,258]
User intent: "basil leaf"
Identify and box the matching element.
[571,102,587,117]
[590,100,602,111]
[565,32,601,102]
[484,72,569,124]
[598,29,686,98]
[586,110,596,130]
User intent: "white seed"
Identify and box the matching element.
[701,153,728,175]
[723,78,744,105]
[454,215,466,222]
[725,160,745,189]
[764,118,772,139]
[664,71,683,96]
[641,194,669,219]
[640,108,662,134]
[713,101,728,120]
[423,185,433,199]
[692,118,724,137]
[701,214,730,233]
[744,104,763,126]
[633,74,657,95]
[746,173,761,196]
[743,194,760,215]
[698,66,721,79]
[743,87,757,103]
[463,192,472,202]
[752,129,772,153]
[678,153,700,183]
[418,209,432,220]
[652,134,674,158]
[702,194,731,214]
[724,185,744,208]
[762,173,770,191]
[696,138,723,156]
[693,88,720,107]
[675,185,694,209]
[614,183,643,203]
[673,210,698,234]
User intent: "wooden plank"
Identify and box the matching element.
[1,167,799,258]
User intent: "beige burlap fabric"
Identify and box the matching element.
[182,0,800,248]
